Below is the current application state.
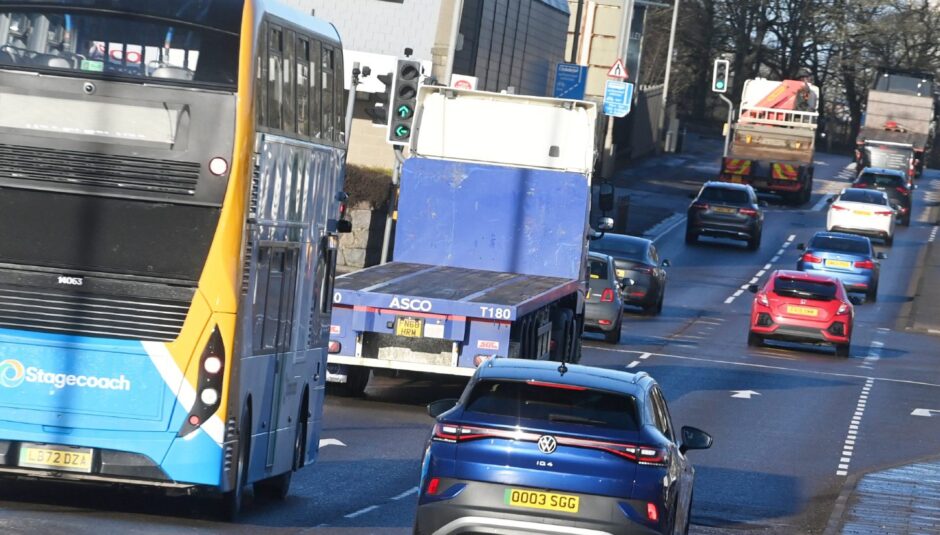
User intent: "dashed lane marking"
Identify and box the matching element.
[391,487,419,501]
[639,352,652,360]
[344,505,380,519]
[930,226,938,244]
[725,236,795,305]
[590,346,940,389]
[627,360,641,368]
[837,379,874,476]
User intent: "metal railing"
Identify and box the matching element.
[738,106,819,129]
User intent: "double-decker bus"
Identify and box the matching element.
[0,0,348,517]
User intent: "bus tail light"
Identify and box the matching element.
[208,157,229,176]
[179,326,226,437]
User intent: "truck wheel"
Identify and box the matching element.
[221,408,251,520]
[339,367,371,397]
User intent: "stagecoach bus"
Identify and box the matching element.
[0,0,348,517]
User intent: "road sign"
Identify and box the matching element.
[553,63,587,100]
[607,59,628,80]
[451,73,478,90]
[602,80,634,117]
[731,390,761,399]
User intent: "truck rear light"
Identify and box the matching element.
[801,253,821,264]
[601,288,615,302]
[739,207,758,216]
[647,502,659,522]
[328,340,342,354]
[854,259,875,269]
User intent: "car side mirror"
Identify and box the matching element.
[620,278,636,290]
[598,183,615,212]
[849,296,864,306]
[759,200,769,208]
[747,284,760,293]
[596,217,614,232]
[876,252,887,260]
[826,196,835,204]
[797,243,805,251]
[661,259,670,267]
[336,219,353,233]
[427,399,459,418]
[680,426,713,454]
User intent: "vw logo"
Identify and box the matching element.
[537,435,557,454]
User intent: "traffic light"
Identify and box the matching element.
[388,58,421,145]
[712,59,729,93]
[365,72,392,126]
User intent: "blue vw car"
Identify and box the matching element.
[796,231,886,302]
[414,359,712,535]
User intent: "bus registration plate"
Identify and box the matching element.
[395,317,424,338]
[19,444,93,473]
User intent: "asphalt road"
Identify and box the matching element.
[2,154,939,534]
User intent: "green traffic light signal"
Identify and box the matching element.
[394,125,410,138]
[716,80,725,90]
[397,104,412,119]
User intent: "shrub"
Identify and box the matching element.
[345,164,393,209]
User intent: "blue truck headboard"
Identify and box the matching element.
[393,158,589,281]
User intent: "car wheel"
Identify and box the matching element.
[902,213,911,226]
[603,316,622,344]
[656,293,664,315]
[835,343,850,358]
[747,232,761,251]
[747,332,763,347]
[885,234,894,247]
[867,284,878,303]
[685,227,697,245]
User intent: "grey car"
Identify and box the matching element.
[590,233,669,315]
[686,182,765,250]
[584,252,625,343]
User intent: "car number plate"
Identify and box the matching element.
[853,210,871,216]
[713,206,736,214]
[786,305,819,317]
[19,444,93,473]
[616,269,626,279]
[825,259,852,269]
[505,488,579,514]
[395,317,424,338]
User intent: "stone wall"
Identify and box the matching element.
[338,206,388,272]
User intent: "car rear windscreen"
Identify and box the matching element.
[699,187,749,204]
[810,236,870,255]
[588,258,609,279]
[590,236,646,262]
[840,189,888,205]
[857,173,905,188]
[464,379,640,431]
[774,277,837,301]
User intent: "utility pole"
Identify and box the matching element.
[601,0,634,178]
[659,0,680,151]
[569,0,586,63]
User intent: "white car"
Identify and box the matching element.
[827,188,896,246]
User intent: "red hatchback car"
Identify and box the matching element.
[747,270,858,357]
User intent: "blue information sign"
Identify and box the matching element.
[552,63,588,100]
[603,80,634,117]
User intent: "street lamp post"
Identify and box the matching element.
[659,0,680,152]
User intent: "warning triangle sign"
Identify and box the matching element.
[608,59,628,80]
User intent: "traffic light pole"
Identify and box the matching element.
[719,94,734,158]
[380,147,405,264]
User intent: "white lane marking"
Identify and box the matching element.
[724,236,795,304]
[749,277,759,284]
[911,408,940,417]
[649,213,688,243]
[724,296,735,304]
[627,360,641,368]
[731,390,761,399]
[639,352,652,360]
[391,487,420,501]
[776,248,785,255]
[930,226,938,243]
[589,346,940,389]
[812,194,831,212]
[771,255,780,262]
[763,263,772,270]
[344,505,380,519]
[319,438,347,448]
[733,289,744,297]
[787,235,796,242]
[836,378,874,477]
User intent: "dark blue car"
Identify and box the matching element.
[414,359,712,535]
[797,231,886,302]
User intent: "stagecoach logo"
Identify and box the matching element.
[57,276,84,287]
[0,358,131,391]
[537,435,558,454]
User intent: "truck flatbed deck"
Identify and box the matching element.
[336,262,575,318]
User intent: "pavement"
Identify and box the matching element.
[907,180,940,334]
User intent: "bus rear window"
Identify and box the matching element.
[465,379,639,431]
[0,10,238,87]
